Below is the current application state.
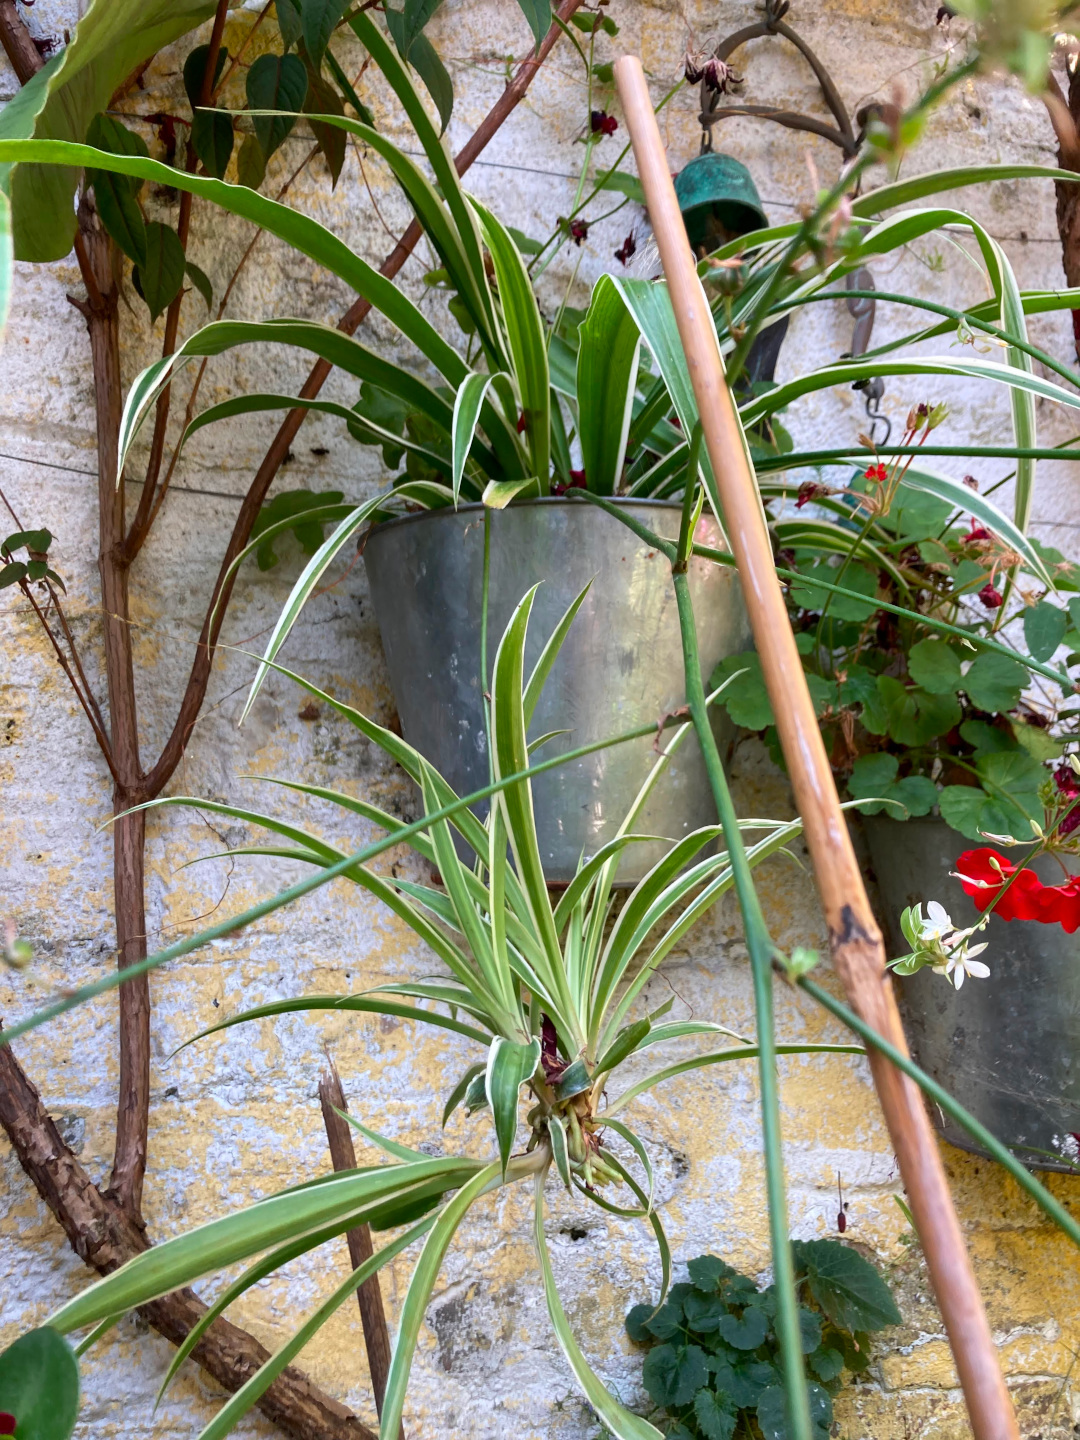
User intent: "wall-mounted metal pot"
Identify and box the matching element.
[363,498,751,884]
[864,814,1080,1172]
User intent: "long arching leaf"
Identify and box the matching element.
[533,1172,663,1440]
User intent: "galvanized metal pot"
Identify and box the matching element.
[363,498,751,883]
[864,814,1080,1172]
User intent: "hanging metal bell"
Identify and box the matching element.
[674,152,768,253]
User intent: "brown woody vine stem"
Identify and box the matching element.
[0,2,583,1431]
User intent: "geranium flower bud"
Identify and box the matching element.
[590,110,618,137]
[979,582,1004,608]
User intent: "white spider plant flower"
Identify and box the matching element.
[890,901,991,988]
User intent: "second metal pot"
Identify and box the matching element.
[864,814,1080,1172]
[363,498,752,883]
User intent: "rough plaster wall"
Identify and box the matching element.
[2,0,1080,1435]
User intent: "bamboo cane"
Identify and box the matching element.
[614,55,1017,1440]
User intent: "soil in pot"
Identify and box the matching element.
[363,498,751,883]
[864,813,1080,1172]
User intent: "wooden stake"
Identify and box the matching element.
[319,1064,403,1437]
[614,55,1017,1440]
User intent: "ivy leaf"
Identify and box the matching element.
[0,1328,80,1440]
[185,261,213,310]
[2,528,52,554]
[0,562,27,588]
[1024,601,1067,663]
[191,108,234,179]
[791,1240,901,1333]
[236,134,267,191]
[276,0,303,50]
[133,222,186,322]
[963,650,1026,713]
[182,42,228,109]
[514,0,554,51]
[693,1387,737,1440]
[85,112,148,265]
[302,54,346,187]
[907,637,962,695]
[250,488,345,570]
[383,11,454,133]
[401,0,444,57]
[642,1343,709,1407]
[716,1307,768,1351]
[712,652,774,731]
[756,1382,832,1440]
[246,52,308,160]
[874,676,960,746]
[301,0,353,69]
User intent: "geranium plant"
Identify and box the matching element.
[712,416,1080,847]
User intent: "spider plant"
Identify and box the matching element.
[24,586,859,1440]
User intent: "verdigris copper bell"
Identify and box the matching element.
[674,152,768,253]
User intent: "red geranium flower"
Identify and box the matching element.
[568,218,589,246]
[590,110,618,137]
[0,1414,15,1437]
[954,848,1080,932]
[961,519,991,543]
[864,463,887,483]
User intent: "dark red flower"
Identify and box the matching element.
[614,230,636,265]
[1056,764,1080,798]
[864,463,887,483]
[0,1414,15,1437]
[979,582,1004,609]
[516,411,528,434]
[590,109,618,137]
[685,55,742,94]
[552,470,587,496]
[961,519,991,543]
[796,480,825,509]
[569,218,589,246]
[955,848,1080,931]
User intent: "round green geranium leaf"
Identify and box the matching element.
[0,1329,79,1440]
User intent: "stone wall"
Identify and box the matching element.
[3,0,1080,1435]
